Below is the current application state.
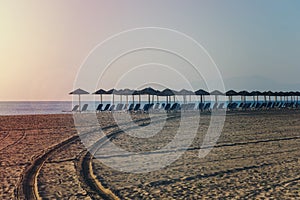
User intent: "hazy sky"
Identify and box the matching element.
[0,0,299,101]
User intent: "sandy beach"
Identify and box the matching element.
[1,110,300,199]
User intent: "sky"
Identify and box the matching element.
[0,0,299,101]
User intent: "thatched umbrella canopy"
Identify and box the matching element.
[265,91,275,102]
[250,91,262,102]
[195,89,210,103]
[295,91,300,103]
[288,91,297,102]
[118,88,135,104]
[93,89,108,104]
[140,87,158,104]
[226,90,238,103]
[158,89,175,104]
[210,90,224,103]
[176,89,194,103]
[107,89,119,105]
[238,90,251,102]
[278,91,285,102]
[132,90,142,104]
[69,88,89,112]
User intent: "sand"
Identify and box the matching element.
[0,110,300,199]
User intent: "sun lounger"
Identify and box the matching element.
[170,103,179,111]
[96,104,103,112]
[102,104,111,111]
[213,102,218,110]
[164,103,171,111]
[71,105,79,112]
[109,104,115,111]
[203,103,211,111]
[133,104,141,112]
[123,104,129,110]
[115,103,124,111]
[81,104,88,112]
[218,103,224,109]
[198,103,205,111]
[143,104,150,112]
[153,103,160,110]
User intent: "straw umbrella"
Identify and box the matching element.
[93,89,108,104]
[210,90,224,103]
[225,90,238,103]
[107,89,119,105]
[140,87,158,104]
[278,91,285,102]
[238,91,251,103]
[265,91,275,102]
[119,89,135,104]
[176,89,194,104]
[132,90,142,104]
[159,89,175,104]
[69,88,89,112]
[250,91,262,103]
[195,89,210,103]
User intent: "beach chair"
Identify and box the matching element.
[143,104,150,112]
[212,102,218,110]
[133,104,141,112]
[128,104,134,112]
[231,102,238,110]
[102,104,110,111]
[188,103,196,111]
[246,103,251,109]
[71,105,79,112]
[180,104,187,111]
[198,103,205,111]
[153,103,160,110]
[260,102,267,109]
[81,104,88,112]
[203,103,211,111]
[226,102,232,110]
[170,103,178,111]
[161,103,166,109]
[115,103,124,111]
[96,104,103,112]
[277,102,283,109]
[266,102,272,109]
[164,103,171,111]
[255,102,261,109]
[250,102,256,109]
[239,102,244,109]
[123,104,129,110]
[109,104,115,111]
[218,103,224,109]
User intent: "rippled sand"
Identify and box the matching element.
[0,110,300,199]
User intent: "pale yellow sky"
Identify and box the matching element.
[0,1,299,101]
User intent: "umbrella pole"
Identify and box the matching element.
[148,94,150,104]
[201,95,203,103]
[152,95,154,104]
[139,95,141,104]
[132,95,135,104]
[100,95,103,104]
[112,94,115,105]
[173,95,175,103]
[126,95,128,104]
[120,95,122,104]
[79,94,81,113]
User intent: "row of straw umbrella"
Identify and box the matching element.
[70,88,300,111]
